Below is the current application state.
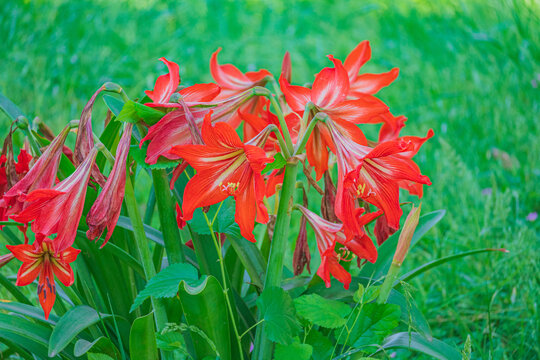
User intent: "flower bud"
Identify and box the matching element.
[392,204,421,266]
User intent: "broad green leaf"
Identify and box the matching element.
[399,248,508,283]
[48,305,112,357]
[188,197,241,238]
[256,286,300,345]
[263,152,287,173]
[130,144,180,169]
[0,313,57,359]
[178,275,231,360]
[129,312,158,360]
[353,284,380,304]
[74,337,121,358]
[0,301,58,325]
[339,303,401,349]
[130,262,199,312]
[360,210,446,279]
[274,339,313,360]
[294,294,351,328]
[0,275,32,305]
[88,353,115,360]
[102,95,124,116]
[117,215,165,246]
[305,329,333,360]
[380,332,461,360]
[116,100,165,125]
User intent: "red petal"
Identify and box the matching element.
[306,125,330,181]
[344,41,371,81]
[211,48,269,90]
[51,259,75,286]
[279,75,311,113]
[37,268,56,319]
[234,178,259,242]
[312,55,349,108]
[281,51,292,83]
[328,96,389,124]
[180,83,221,103]
[6,243,39,262]
[349,68,399,96]
[181,172,228,220]
[201,112,243,149]
[145,57,181,103]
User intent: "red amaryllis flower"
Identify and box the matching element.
[280,55,389,179]
[169,112,272,242]
[0,149,32,197]
[343,40,399,98]
[0,127,70,224]
[86,124,133,246]
[6,239,80,319]
[210,47,271,127]
[11,148,98,252]
[327,118,432,233]
[297,205,351,289]
[145,57,181,105]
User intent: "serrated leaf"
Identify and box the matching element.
[294,294,351,328]
[130,144,180,169]
[339,303,401,349]
[263,152,286,173]
[116,100,165,125]
[130,262,199,312]
[256,287,300,345]
[354,285,380,304]
[274,339,313,360]
[102,95,124,116]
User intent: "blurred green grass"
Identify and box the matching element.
[0,0,538,358]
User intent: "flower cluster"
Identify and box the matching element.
[1,41,431,317]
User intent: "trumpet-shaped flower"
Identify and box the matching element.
[169,112,272,242]
[7,238,80,319]
[86,124,133,246]
[11,148,98,252]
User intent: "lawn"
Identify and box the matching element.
[0,0,538,358]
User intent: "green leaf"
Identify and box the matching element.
[380,332,461,360]
[130,262,199,312]
[116,100,165,125]
[387,290,432,340]
[256,286,300,345]
[0,313,57,359]
[117,215,165,246]
[130,144,180,169]
[102,95,125,116]
[339,303,401,349]
[228,234,266,289]
[74,337,121,358]
[129,312,158,360]
[188,197,241,238]
[0,91,26,121]
[156,331,188,352]
[274,338,313,360]
[0,301,58,325]
[88,353,115,360]
[305,329,333,360]
[294,294,351,328]
[353,284,380,304]
[399,248,508,283]
[48,305,112,357]
[263,153,287,173]
[178,275,231,360]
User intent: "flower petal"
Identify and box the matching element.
[312,55,349,108]
[343,40,371,81]
[180,83,221,103]
[279,75,311,113]
[349,68,399,96]
[327,96,389,124]
[145,57,181,103]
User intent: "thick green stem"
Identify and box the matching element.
[267,95,294,154]
[377,262,402,304]
[124,176,168,329]
[253,162,299,359]
[151,169,185,264]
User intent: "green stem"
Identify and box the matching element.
[203,212,245,360]
[267,95,294,154]
[239,319,265,340]
[124,176,168,330]
[151,169,185,264]
[377,262,402,304]
[294,111,326,156]
[253,162,299,359]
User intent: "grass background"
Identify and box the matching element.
[0,0,538,358]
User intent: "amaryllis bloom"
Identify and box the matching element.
[343,40,400,98]
[169,112,272,242]
[280,55,389,179]
[210,47,272,127]
[6,238,80,319]
[0,127,70,224]
[86,124,133,246]
[327,117,432,233]
[145,57,181,105]
[11,148,98,252]
[0,149,32,197]
[296,205,351,289]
